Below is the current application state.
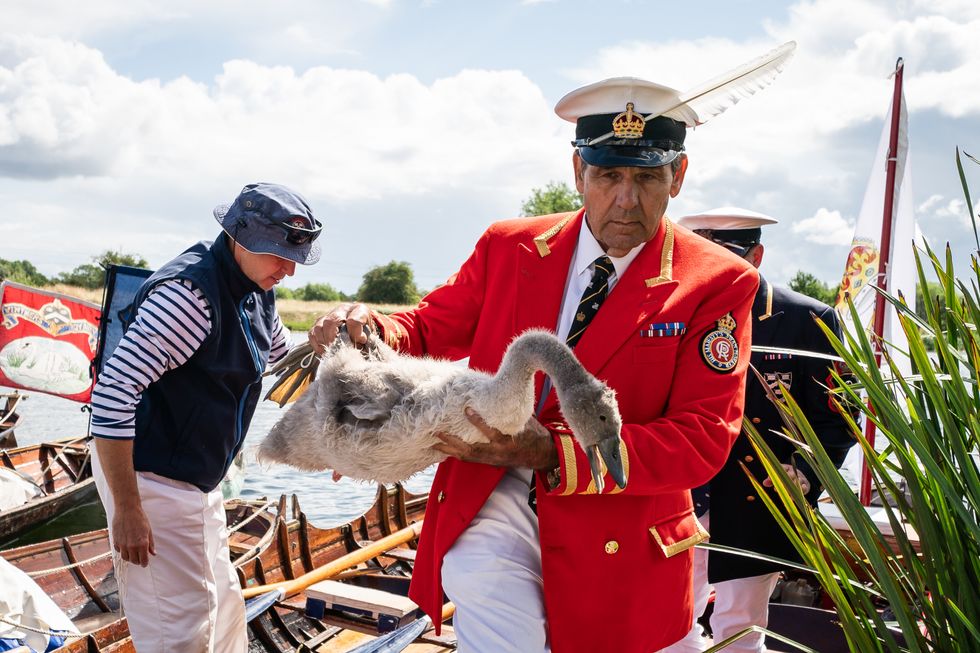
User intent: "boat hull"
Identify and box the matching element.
[1,437,94,543]
[1,486,435,653]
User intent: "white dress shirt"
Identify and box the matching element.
[554,214,647,340]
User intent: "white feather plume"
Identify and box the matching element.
[588,41,796,146]
[674,40,797,125]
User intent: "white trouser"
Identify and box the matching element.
[661,512,780,653]
[92,450,247,653]
[441,469,550,653]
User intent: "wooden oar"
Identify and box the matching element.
[346,602,456,653]
[242,520,423,620]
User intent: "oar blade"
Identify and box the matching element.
[345,615,431,653]
[244,588,284,622]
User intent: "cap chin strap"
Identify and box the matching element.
[572,138,684,150]
[693,231,758,257]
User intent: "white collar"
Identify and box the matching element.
[574,214,647,279]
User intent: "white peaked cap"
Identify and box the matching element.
[555,77,700,127]
[676,207,779,231]
[554,41,797,150]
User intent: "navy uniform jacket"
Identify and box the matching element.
[696,277,856,582]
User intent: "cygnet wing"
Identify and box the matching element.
[335,365,416,422]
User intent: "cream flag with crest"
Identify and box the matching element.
[835,73,918,376]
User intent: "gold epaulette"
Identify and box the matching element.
[533,213,576,257]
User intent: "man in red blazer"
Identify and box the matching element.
[311,78,760,652]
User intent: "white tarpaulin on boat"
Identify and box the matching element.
[0,467,41,512]
[0,557,79,652]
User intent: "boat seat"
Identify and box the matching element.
[74,610,124,633]
[305,579,420,633]
[228,541,254,555]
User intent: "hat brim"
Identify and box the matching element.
[578,145,681,168]
[234,236,321,266]
[214,204,321,266]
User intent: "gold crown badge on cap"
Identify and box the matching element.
[611,102,645,139]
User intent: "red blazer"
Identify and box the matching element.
[375,210,758,652]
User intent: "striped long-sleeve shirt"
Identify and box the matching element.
[90,279,290,439]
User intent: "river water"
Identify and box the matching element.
[4,330,874,547]
[3,331,434,546]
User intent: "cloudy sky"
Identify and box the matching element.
[2,0,978,294]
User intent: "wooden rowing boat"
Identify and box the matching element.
[1,495,283,652]
[0,437,96,544]
[239,485,453,653]
[2,485,446,652]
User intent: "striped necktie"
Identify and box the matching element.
[528,255,613,515]
[565,255,613,349]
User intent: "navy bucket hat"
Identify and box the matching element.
[213,183,322,265]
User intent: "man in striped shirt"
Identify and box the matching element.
[90,183,321,653]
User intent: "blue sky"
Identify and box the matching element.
[2,0,979,294]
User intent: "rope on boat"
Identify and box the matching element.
[227,499,276,534]
[0,615,85,640]
[25,550,113,577]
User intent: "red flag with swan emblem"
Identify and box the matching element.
[0,281,101,403]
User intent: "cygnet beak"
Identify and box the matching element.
[586,438,627,493]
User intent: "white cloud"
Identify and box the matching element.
[0,35,154,177]
[937,199,967,218]
[911,0,980,20]
[553,0,980,287]
[917,193,944,213]
[792,208,854,246]
[1,0,978,290]
[0,35,565,198]
[0,34,571,288]
[2,1,388,41]
[2,1,177,39]
[566,1,980,186]
[918,193,972,229]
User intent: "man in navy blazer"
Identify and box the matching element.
[665,207,856,653]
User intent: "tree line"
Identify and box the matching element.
[274,261,423,305]
[1,252,424,305]
[0,250,150,290]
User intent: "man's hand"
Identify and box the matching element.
[94,437,156,567]
[308,302,373,354]
[112,505,156,567]
[763,463,811,495]
[433,407,559,470]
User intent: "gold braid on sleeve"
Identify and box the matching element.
[370,310,404,349]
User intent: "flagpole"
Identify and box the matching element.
[860,57,904,506]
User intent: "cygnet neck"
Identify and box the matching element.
[491,331,591,396]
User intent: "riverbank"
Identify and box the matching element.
[40,285,414,332]
[275,299,415,331]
